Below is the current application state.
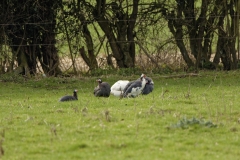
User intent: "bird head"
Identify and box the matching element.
[141,74,146,78]
[140,74,146,81]
[150,81,154,85]
[74,89,78,92]
[96,78,102,83]
[145,77,154,85]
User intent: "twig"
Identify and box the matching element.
[135,40,160,69]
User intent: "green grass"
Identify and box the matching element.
[1,71,240,160]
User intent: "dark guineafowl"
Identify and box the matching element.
[122,74,147,98]
[142,77,154,95]
[94,78,111,97]
[59,89,78,102]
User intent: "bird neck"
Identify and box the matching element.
[141,78,147,87]
[73,92,78,99]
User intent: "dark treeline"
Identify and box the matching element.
[0,0,239,76]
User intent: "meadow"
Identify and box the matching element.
[0,71,240,160]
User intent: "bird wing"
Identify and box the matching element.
[122,81,135,93]
[142,84,154,95]
[59,95,77,102]
[123,80,142,97]
[94,82,111,97]
[94,86,100,94]
[142,77,154,95]
[102,82,111,93]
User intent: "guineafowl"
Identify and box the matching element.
[59,90,78,102]
[94,79,111,97]
[142,77,154,95]
[122,74,147,98]
[110,80,129,97]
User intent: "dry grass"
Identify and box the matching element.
[57,51,186,74]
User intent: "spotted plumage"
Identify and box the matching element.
[94,78,111,97]
[142,77,154,95]
[122,74,147,98]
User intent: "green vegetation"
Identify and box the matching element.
[1,71,240,159]
[2,0,239,76]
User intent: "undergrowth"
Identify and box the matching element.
[169,117,218,129]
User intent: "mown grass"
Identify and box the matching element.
[1,71,240,160]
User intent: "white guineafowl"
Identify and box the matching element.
[110,80,129,97]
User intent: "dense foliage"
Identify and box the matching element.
[0,0,239,76]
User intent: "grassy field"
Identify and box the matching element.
[0,71,240,160]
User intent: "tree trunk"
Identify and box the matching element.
[167,11,194,68]
[39,1,61,76]
[40,33,61,76]
[4,0,61,76]
[92,0,138,68]
[79,14,98,70]
[229,0,238,69]
[214,0,237,70]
